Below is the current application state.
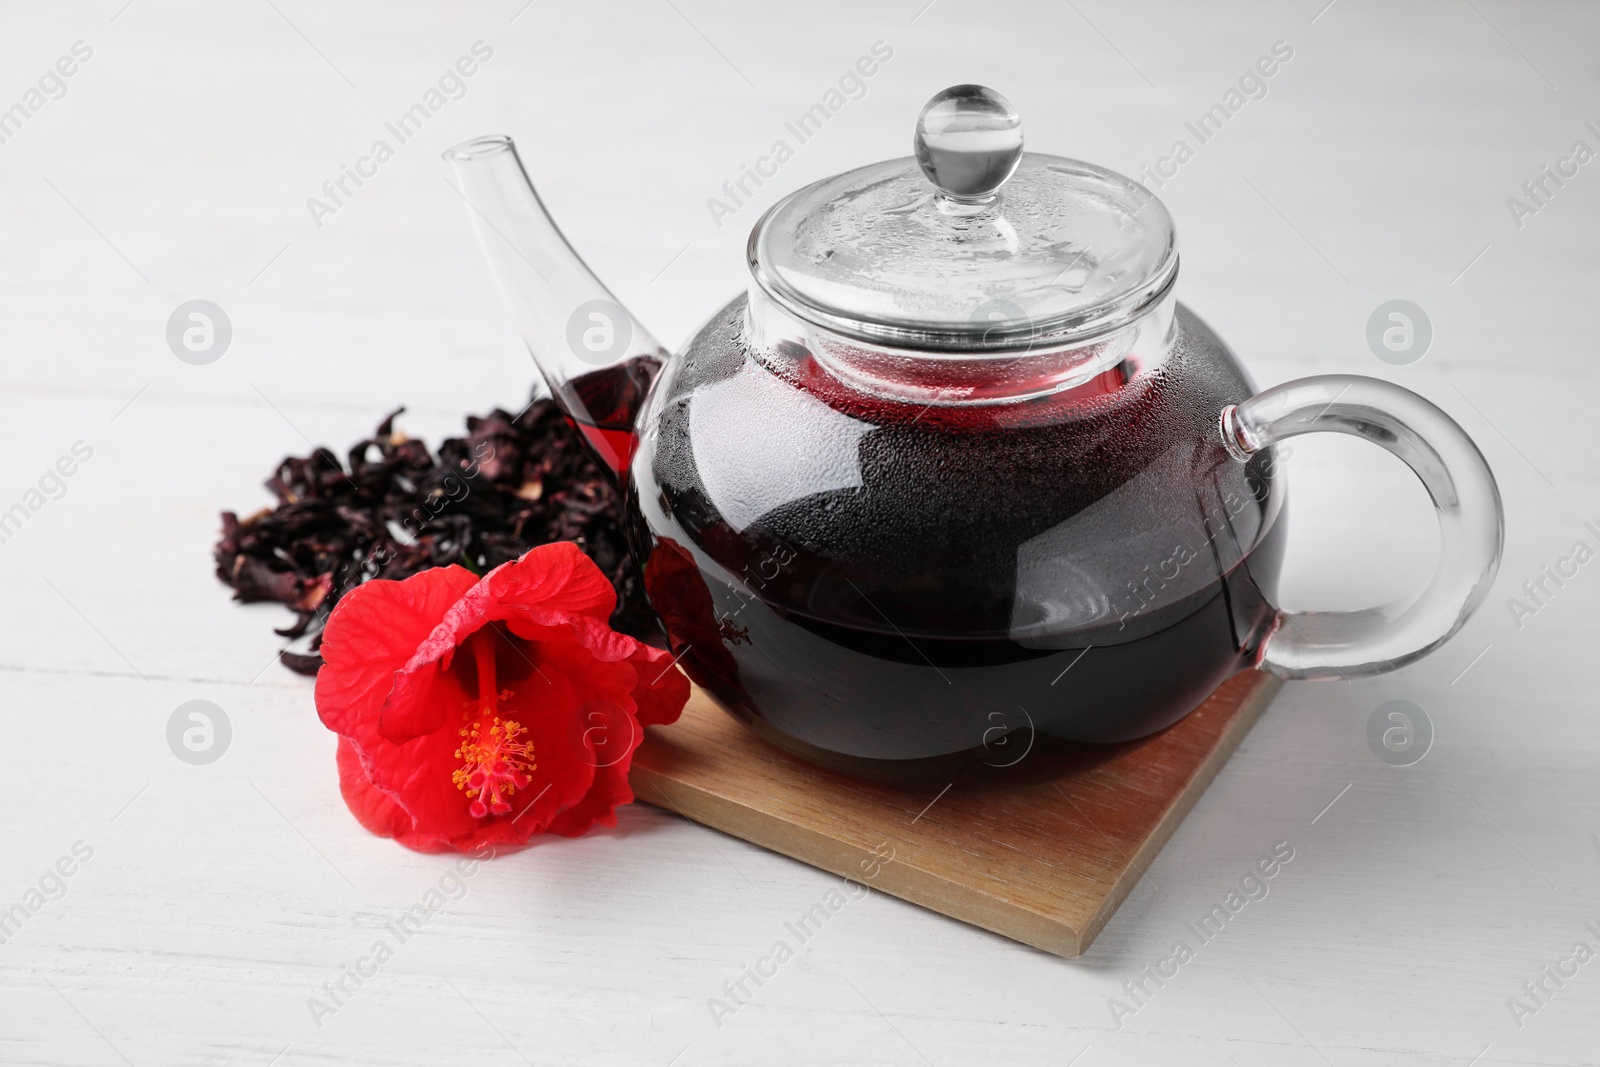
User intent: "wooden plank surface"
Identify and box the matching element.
[630,671,1283,957]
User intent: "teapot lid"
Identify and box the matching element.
[749,85,1177,351]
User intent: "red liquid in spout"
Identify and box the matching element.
[562,356,660,479]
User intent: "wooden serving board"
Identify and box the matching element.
[628,671,1282,957]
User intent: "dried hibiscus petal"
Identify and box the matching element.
[214,397,660,674]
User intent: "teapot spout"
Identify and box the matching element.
[444,135,665,478]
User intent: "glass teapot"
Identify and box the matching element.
[445,86,1503,781]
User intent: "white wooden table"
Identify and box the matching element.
[1,1,1596,1063]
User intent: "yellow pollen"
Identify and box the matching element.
[452,716,537,819]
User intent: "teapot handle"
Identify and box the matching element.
[1220,375,1504,680]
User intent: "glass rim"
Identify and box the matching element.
[747,232,1180,356]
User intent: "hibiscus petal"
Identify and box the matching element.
[387,544,618,686]
[316,566,478,743]
[371,718,486,848]
[628,643,691,728]
[475,541,618,630]
[507,614,688,727]
[545,758,636,837]
[505,614,635,663]
[334,737,416,842]
[377,545,622,745]
[379,654,459,744]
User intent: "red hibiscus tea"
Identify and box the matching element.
[632,304,1288,781]
[563,356,660,477]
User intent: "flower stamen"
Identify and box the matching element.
[453,717,537,819]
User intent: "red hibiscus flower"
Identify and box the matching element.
[315,542,688,853]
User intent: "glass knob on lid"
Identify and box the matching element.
[913,85,1024,203]
[749,85,1178,353]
